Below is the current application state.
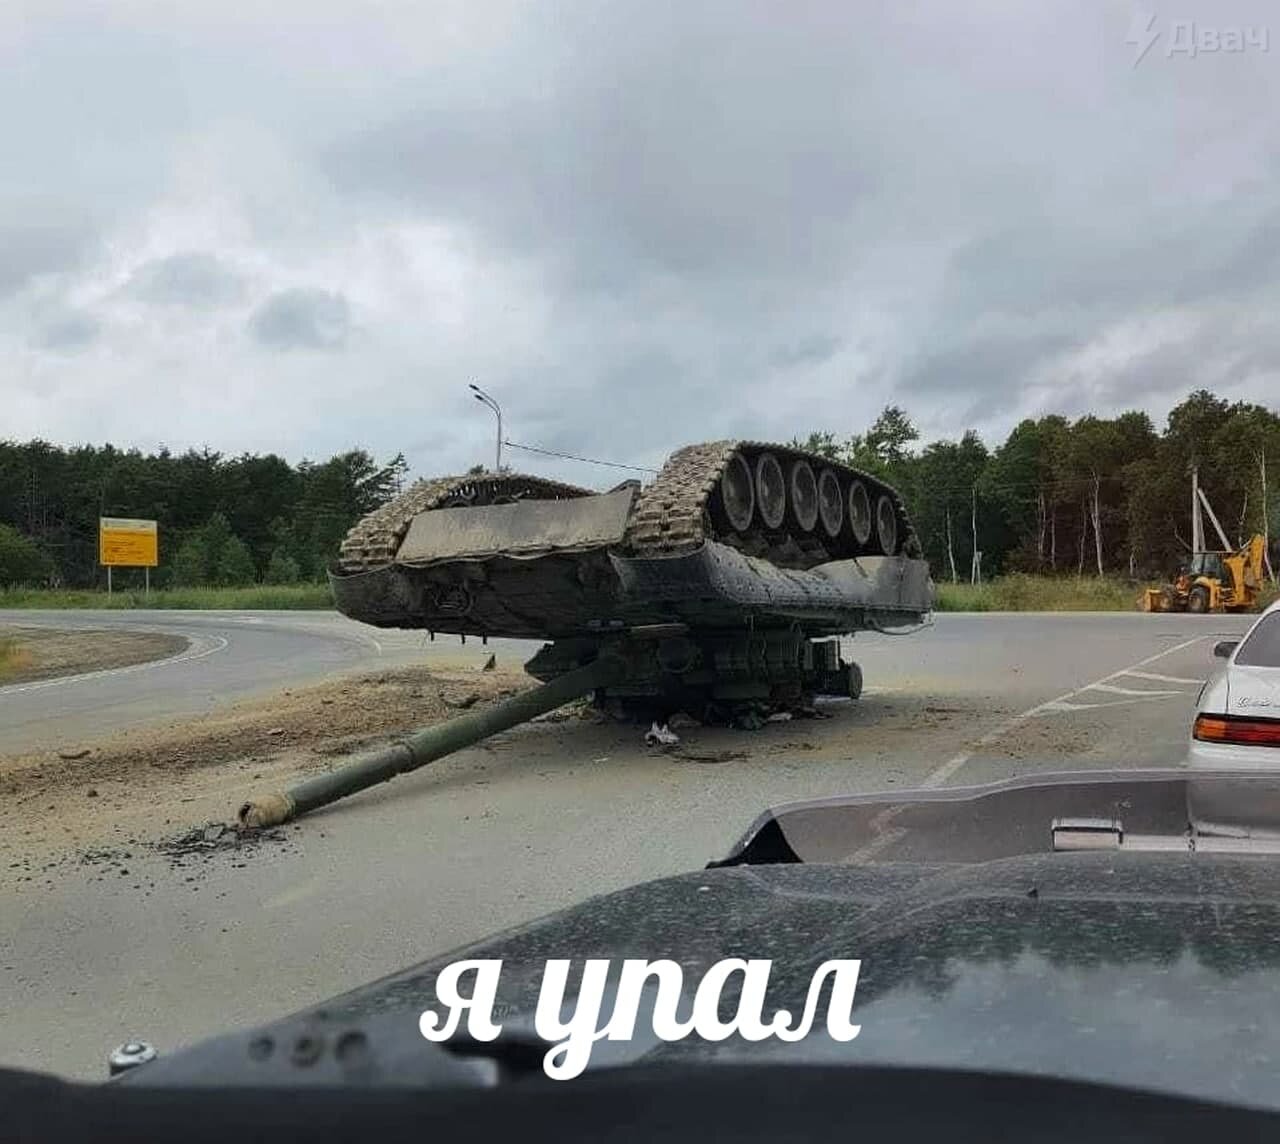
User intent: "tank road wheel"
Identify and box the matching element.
[817,469,844,539]
[847,481,872,547]
[1188,585,1210,614]
[754,453,787,531]
[717,452,756,533]
[788,460,819,533]
[873,495,899,555]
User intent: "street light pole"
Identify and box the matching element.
[468,383,503,472]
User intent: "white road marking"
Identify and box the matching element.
[0,634,229,697]
[1040,696,1177,712]
[1083,682,1183,697]
[849,632,1209,861]
[1121,670,1205,686]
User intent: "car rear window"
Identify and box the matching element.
[1236,613,1280,668]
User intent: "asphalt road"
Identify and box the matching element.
[0,609,535,755]
[0,610,1257,1080]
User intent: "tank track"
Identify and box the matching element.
[338,441,919,574]
[622,440,921,560]
[336,473,592,573]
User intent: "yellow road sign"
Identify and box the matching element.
[100,517,158,567]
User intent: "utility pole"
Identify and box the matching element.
[468,383,503,473]
[1191,465,1203,553]
[1091,471,1103,577]
[945,504,957,583]
[970,486,980,585]
[1262,448,1276,583]
[1197,487,1232,552]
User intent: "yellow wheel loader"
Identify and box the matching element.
[1140,534,1266,614]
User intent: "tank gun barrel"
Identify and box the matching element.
[237,653,628,828]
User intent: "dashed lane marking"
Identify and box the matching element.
[1041,695,1179,712]
[1083,682,1184,697]
[850,632,1210,861]
[1120,670,1205,686]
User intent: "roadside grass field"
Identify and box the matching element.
[934,574,1142,612]
[0,584,334,610]
[934,572,1280,612]
[0,635,33,678]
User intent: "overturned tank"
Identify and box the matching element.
[332,441,932,715]
[239,443,932,826]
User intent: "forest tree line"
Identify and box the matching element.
[795,388,1279,581]
[0,443,407,588]
[0,388,1277,589]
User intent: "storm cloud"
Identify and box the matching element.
[249,288,351,351]
[2,1,1278,478]
[32,311,100,354]
[127,253,246,308]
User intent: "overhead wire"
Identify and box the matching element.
[502,439,661,474]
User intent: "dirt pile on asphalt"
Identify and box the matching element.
[0,665,531,807]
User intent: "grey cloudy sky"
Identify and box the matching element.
[3,1,1278,484]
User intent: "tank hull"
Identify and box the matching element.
[330,541,932,639]
[329,440,934,639]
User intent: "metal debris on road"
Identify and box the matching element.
[645,722,680,747]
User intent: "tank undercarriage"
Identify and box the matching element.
[525,627,862,727]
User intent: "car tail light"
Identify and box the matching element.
[1194,712,1280,747]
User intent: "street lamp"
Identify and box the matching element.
[468,383,503,472]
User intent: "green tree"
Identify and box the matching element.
[0,523,53,586]
[844,406,920,482]
[790,431,842,460]
[216,535,258,585]
[984,418,1051,571]
[1214,404,1280,565]
[171,512,257,586]
[863,406,919,466]
[171,536,209,586]
[1061,417,1125,577]
[264,547,301,584]
[911,432,990,581]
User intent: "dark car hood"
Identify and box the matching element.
[125,768,1280,1109]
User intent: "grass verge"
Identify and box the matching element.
[935,573,1280,612]
[937,573,1162,612]
[0,635,33,678]
[0,584,335,610]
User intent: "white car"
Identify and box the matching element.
[1189,598,1280,771]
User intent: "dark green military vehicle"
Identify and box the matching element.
[241,442,933,826]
